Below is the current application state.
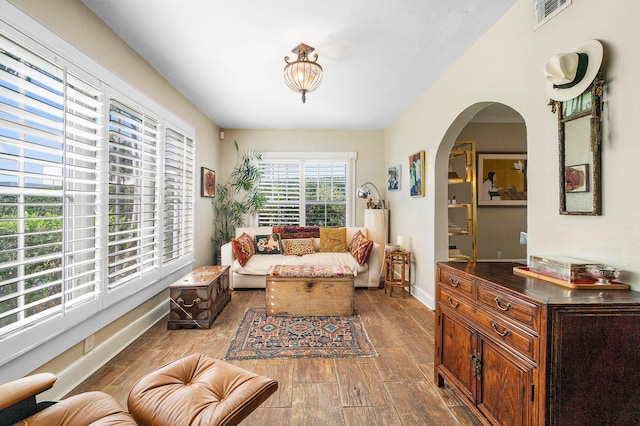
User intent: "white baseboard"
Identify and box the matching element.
[410,284,435,310]
[39,299,168,401]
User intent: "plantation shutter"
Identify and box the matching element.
[258,161,301,226]
[108,99,159,288]
[163,126,194,263]
[304,162,347,226]
[0,34,102,334]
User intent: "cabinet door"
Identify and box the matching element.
[477,335,534,426]
[437,308,476,402]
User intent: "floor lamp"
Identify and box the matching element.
[357,182,388,278]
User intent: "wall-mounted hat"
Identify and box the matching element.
[544,40,603,101]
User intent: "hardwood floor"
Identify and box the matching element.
[67,288,481,426]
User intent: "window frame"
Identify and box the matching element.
[258,152,357,227]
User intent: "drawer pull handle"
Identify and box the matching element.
[177,297,201,308]
[495,297,512,311]
[449,278,460,287]
[491,321,511,337]
[448,297,460,309]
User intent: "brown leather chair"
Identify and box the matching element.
[0,354,278,426]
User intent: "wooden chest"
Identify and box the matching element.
[266,265,354,316]
[168,265,230,329]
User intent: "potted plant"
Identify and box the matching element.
[212,141,266,263]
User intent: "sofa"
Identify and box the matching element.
[221,226,381,289]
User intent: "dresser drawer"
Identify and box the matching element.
[439,286,475,318]
[438,266,474,299]
[477,283,539,331]
[473,307,538,361]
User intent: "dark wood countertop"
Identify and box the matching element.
[438,262,640,305]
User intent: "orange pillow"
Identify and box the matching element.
[231,232,255,266]
[349,230,373,265]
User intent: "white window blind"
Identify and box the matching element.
[258,154,353,227]
[163,126,194,264]
[305,162,347,226]
[108,99,159,289]
[258,161,301,226]
[0,34,102,335]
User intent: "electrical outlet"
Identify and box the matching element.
[83,335,95,354]
[496,251,502,259]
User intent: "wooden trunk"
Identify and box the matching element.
[168,265,230,329]
[266,274,354,316]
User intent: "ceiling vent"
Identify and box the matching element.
[534,0,572,29]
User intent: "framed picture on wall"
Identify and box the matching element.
[409,150,425,197]
[201,167,216,198]
[388,164,401,191]
[477,153,527,206]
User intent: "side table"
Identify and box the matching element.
[168,265,230,329]
[384,251,411,297]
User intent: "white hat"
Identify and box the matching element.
[544,40,603,101]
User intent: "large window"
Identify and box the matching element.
[257,153,355,227]
[0,22,195,367]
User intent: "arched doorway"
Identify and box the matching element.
[437,102,527,263]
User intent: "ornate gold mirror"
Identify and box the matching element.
[550,74,604,215]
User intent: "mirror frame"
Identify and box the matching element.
[551,73,604,215]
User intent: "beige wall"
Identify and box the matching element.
[10,0,220,270]
[221,129,385,227]
[387,0,640,305]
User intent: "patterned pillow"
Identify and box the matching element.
[255,234,282,254]
[231,232,255,266]
[349,230,374,265]
[272,226,320,239]
[319,227,347,252]
[282,238,315,256]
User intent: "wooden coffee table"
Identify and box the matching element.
[265,265,354,316]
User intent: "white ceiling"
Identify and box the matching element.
[81,0,517,129]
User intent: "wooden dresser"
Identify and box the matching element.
[435,262,640,426]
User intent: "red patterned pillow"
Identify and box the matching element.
[231,232,255,267]
[349,230,373,265]
[272,226,320,239]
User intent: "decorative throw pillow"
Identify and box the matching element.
[231,232,255,266]
[319,227,347,252]
[282,238,315,256]
[349,230,374,265]
[255,234,282,254]
[272,226,320,240]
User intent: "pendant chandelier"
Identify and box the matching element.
[283,43,323,103]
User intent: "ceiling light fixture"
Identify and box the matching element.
[283,43,323,103]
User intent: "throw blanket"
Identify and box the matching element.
[268,264,352,278]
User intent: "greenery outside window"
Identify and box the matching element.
[257,152,355,227]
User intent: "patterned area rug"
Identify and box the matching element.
[225,308,378,360]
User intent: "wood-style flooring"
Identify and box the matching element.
[67,288,481,425]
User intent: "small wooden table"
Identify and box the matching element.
[168,265,230,329]
[266,265,354,316]
[384,251,411,297]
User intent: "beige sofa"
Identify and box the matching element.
[221,227,381,289]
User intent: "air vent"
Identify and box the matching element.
[534,0,571,29]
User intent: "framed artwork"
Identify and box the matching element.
[387,164,401,191]
[565,163,589,193]
[477,153,527,206]
[201,167,215,197]
[408,150,425,197]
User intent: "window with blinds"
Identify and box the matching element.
[163,127,194,263]
[258,155,352,227]
[0,34,102,334]
[107,99,159,289]
[0,24,195,357]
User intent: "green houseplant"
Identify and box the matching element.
[212,141,266,263]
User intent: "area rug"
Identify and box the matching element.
[224,308,378,360]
